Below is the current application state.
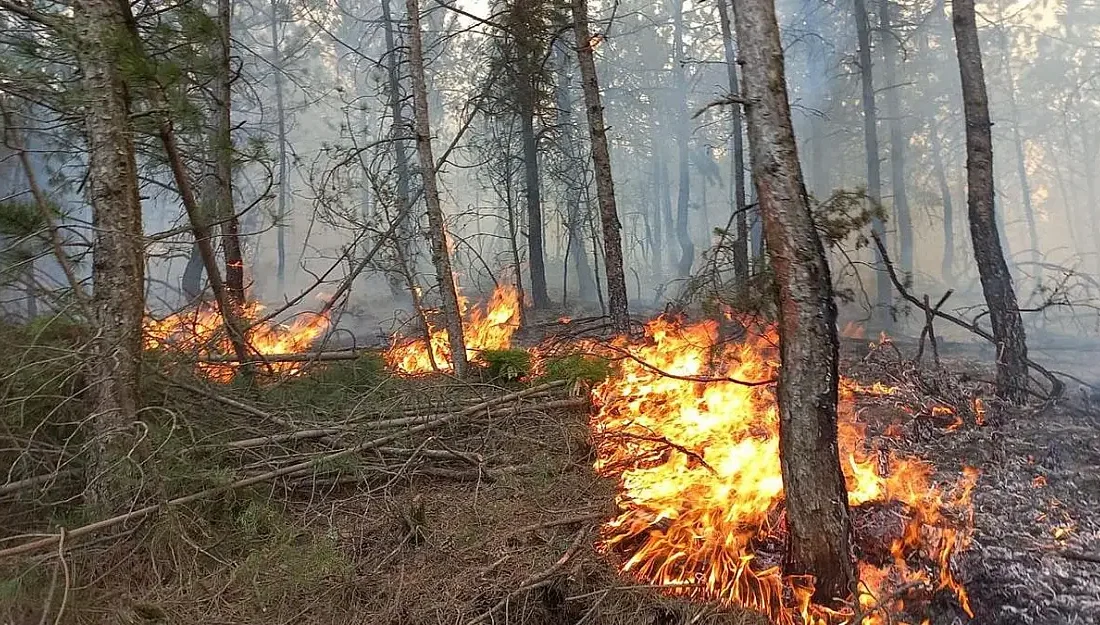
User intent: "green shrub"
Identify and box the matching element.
[542,354,612,385]
[478,348,532,381]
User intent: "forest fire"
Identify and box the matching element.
[385,283,521,374]
[590,317,978,624]
[144,302,330,381]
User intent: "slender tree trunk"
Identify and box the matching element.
[930,119,955,283]
[554,45,597,300]
[650,148,664,276]
[381,0,417,300]
[73,0,146,506]
[270,0,288,289]
[854,0,892,325]
[406,0,467,376]
[673,0,695,277]
[880,0,912,277]
[214,0,245,309]
[731,0,856,601]
[520,95,550,308]
[952,0,1029,403]
[571,0,630,332]
[717,0,749,284]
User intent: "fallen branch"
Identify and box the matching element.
[163,375,293,428]
[870,233,1064,399]
[198,350,371,364]
[0,381,568,559]
[0,469,80,497]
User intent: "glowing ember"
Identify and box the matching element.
[590,316,978,624]
[385,283,521,374]
[144,302,330,381]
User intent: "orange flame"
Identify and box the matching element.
[144,302,330,381]
[590,316,977,624]
[385,284,521,374]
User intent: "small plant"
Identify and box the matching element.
[478,348,532,381]
[542,353,612,386]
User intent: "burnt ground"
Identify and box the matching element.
[1,319,1098,625]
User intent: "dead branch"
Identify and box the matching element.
[870,233,1064,399]
[915,290,952,365]
[0,381,568,559]
[692,94,750,119]
[163,374,294,428]
[198,350,371,363]
[0,469,80,497]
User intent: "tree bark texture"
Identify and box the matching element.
[553,44,597,301]
[406,0,468,376]
[520,95,549,308]
[952,0,1030,403]
[716,0,749,284]
[731,0,857,602]
[571,0,630,332]
[72,0,146,506]
[879,0,913,277]
[672,0,695,278]
[854,0,892,325]
[213,0,245,309]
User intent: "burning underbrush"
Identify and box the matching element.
[385,283,522,374]
[587,317,978,624]
[143,301,330,381]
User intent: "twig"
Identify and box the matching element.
[0,469,80,497]
[466,527,589,625]
[51,529,69,625]
[0,382,568,559]
[870,233,1064,399]
[693,94,750,119]
[915,290,952,365]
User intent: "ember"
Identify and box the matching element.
[144,302,330,381]
[590,316,978,624]
[385,283,521,374]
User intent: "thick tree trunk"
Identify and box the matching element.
[930,119,955,283]
[381,0,417,300]
[406,0,468,376]
[520,97,550,308]
[672,0,695,278]
[854,0,892,325]
[731,0,856,602]
[214,0,245,309]
[717,0,749,285]
[952,0,1030,403]
[553,45,597,301]
[571,0,630,332]
[880,0,913,277]
[73,0,146,506]
[271,0,288,288]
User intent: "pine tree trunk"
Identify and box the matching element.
[732,0,856,601]
[880,0,913,277]
[73,0,146,506]
[995,15,1039,266]
[520,94,550,308]
[930,119,955,283]
[952,0,1030,403]
[406,0,468,376]
[553,45,597,300]
[672,0,695,278]
[270,0,289,289]
[717,0,749,284]
[854,0,892,325]
[214,0,245,309]
[571,0,630,332]
[381,0,417,300]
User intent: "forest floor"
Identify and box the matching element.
[0,317,1098,625]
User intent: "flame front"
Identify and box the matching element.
[591,316,977,624]
[144,302,330,381]
[385,283,521,374]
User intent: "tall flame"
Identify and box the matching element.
[591,316,977,624]
[385,283,521,374]
[144,302,330,381]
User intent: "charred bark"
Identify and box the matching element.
[213,0,245,309]
[406,0,468,376]
[72,0,146,506]
[952,0,1030,403]
[880,0,912,276]
[571,0,630,332]
[854,0,892,326]
[716,0,749,284]
[520,93,550,308]
[731,0,857,602]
